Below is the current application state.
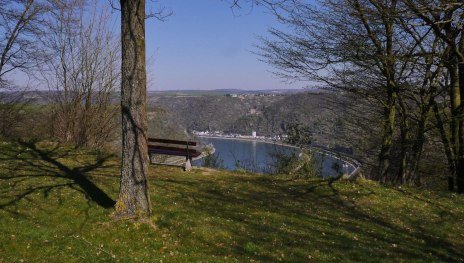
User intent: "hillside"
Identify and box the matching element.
[1,90,343,144]
[1,140,463,262]
[150,91,344,144]
[147,105,188,140]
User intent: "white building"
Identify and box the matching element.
[252,131,257,138]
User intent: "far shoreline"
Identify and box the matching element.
[194,134,299,149]
[194,134,361,177]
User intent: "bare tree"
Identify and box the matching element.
[38,1,120,148]
[402,0,464,192]
[390,7,447,185]
[257,0,410,181]
[256,0,455,186]
[0,0,55,138]
[0,84,29,138]
[0,0,50,83]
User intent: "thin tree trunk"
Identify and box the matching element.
[396,96,409,184]
[449,63,460,167]
[433,102,456,190]
[377,7,397,183]
[115,0,151,218]
[456,63,464,193]
[407,113,428,185]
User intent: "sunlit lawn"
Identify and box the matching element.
[0,140,463,262]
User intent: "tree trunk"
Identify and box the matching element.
[456,63,464,193]
[115,0,151,218]
[406,112,428,185]
[433,102,456,190]
[377,12,397,183]
[396,96,409,185]
[449,63,460,167]
[378,89,397,183]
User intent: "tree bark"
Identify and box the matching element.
[396,98,408,185]
[378,89,397,183]
[446,60,462,193]
[115,0,151,218]
[457,63,464,193]
[406,111,428,185]
[433,102,456,190]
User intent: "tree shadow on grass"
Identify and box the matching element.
[0,141,116,212]
[151,169,464,262]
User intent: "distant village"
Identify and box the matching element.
[224,93,285,99]
[193,130,286,142]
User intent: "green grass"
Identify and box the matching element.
[0,140,463,262]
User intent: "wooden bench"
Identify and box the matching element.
[147,138,201,171]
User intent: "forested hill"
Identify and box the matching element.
[148,91,345,145]
[0,89,346,145]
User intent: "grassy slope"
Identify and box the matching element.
[0,141,463,262]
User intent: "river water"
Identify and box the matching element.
[193,137,353,178]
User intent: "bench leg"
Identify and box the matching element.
[184,158,192,171]
[149,153,155,164]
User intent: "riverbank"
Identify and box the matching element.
[195,134,281,144]
[192,143,215,161]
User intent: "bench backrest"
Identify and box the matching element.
[147,137,201,159]
[148,138,197,146]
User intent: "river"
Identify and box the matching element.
[193,137,354,178]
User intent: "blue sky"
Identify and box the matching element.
[145,0,300,91]
[9,0,303,91]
